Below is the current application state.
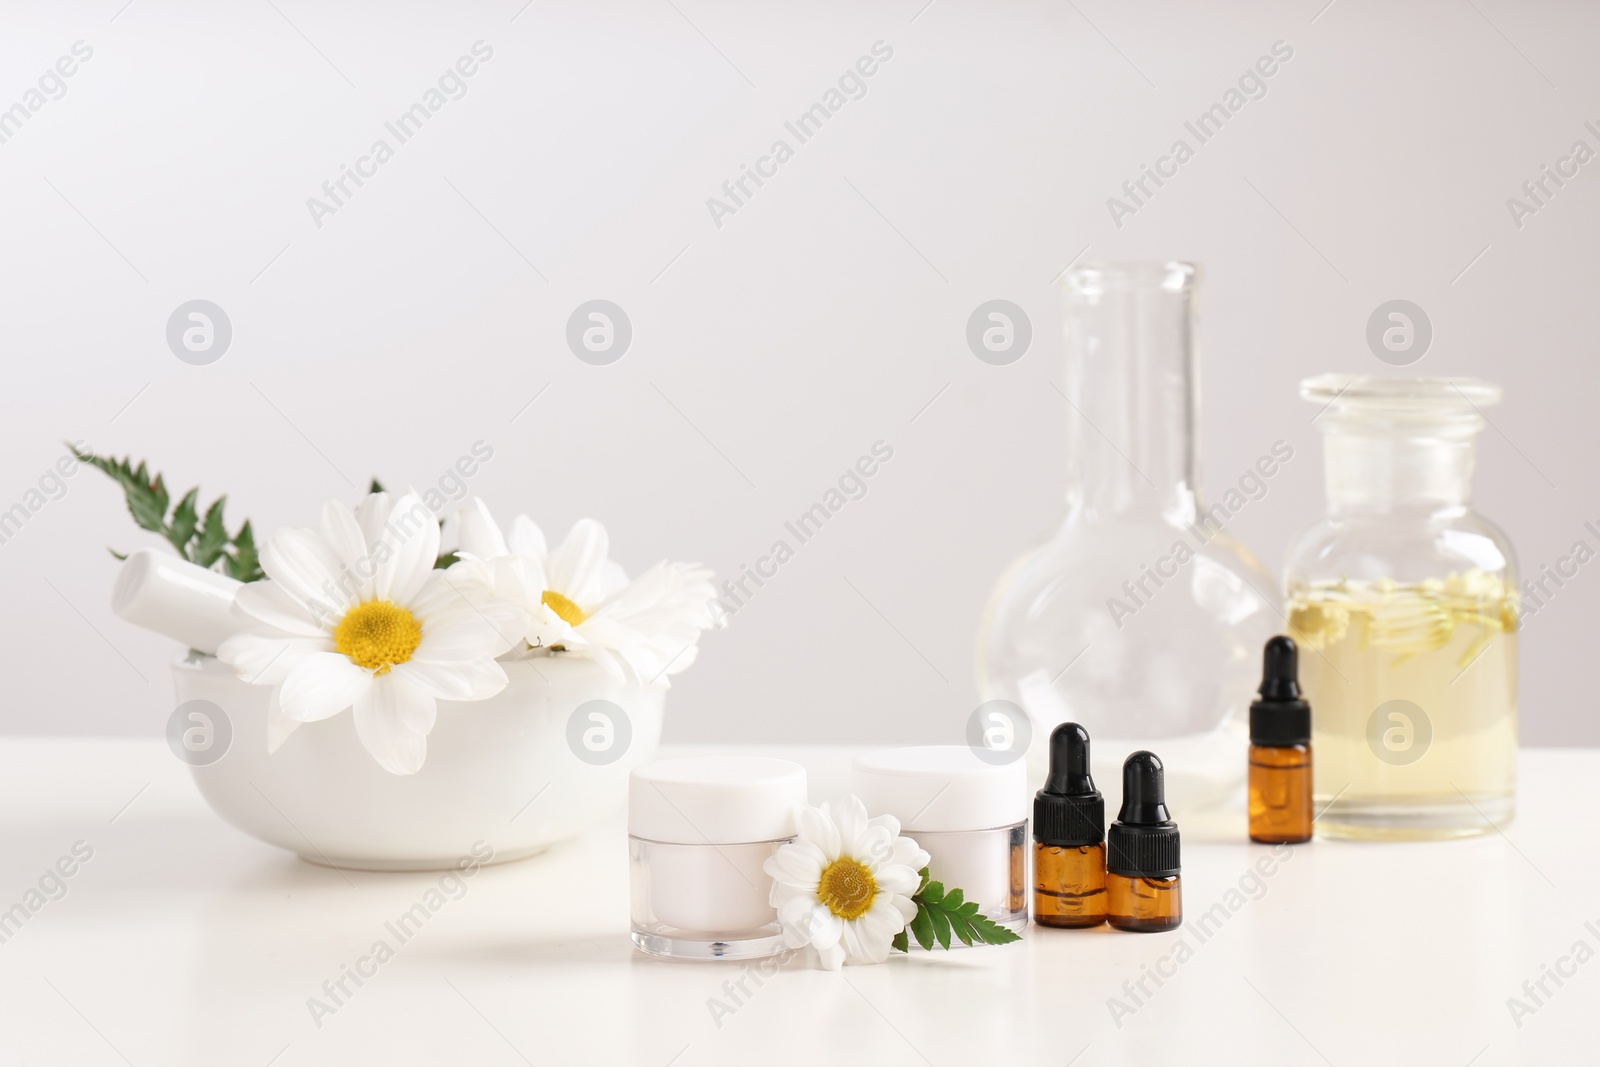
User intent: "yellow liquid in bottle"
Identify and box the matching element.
[1288,572,1517,840]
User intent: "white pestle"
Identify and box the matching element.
[111,548,243,656]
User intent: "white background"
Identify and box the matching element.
[2,0,1595,746]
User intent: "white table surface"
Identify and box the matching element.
[1,740,1593,1067]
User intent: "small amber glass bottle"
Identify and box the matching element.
[1033,723,1107,928]
[1248,636,1313,844]
[1106,751,1182,933]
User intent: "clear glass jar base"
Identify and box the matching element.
[1313,795,1514,841]
[992,910,1030,935]
[631,927,788,961]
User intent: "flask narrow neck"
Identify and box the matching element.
[1322,430,1478,517]
[1062,264,1200,519]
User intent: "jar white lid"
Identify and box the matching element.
[629,756,808,845]
[852,746,1028,832]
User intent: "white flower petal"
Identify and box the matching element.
[850,933,895,966]
[277,652,370,722]
[503,555,548,603]
[867,812,904,840]
[581,640,627,680]
[391,656,507,702]
[440,552,495,594]
[546,518,609,604]
[456,499,508,560]
[885,836,931,874]
[777,896,842,950]
[352,674,434,775]
[443,554,543,640]
[763,841,826,890]
[853,823,894,870]
[354,491,395,546]
[319,499,369,599]
[394,681,437,735]
[807,909,844,950]
[507,515,547,560]
[260,528,344,612]
[833,795,871,856]
[590,562,718,637]
[406,568,485,619]
[570,615,641,649]
[874,863,923,897]
[816,942,845,971]
[371,493,440,605]
[839,918,871,964]
[598,559,629,596]
[528,613,584,655]
[855,901,905,962]
[860,898,902,936]
[797,804,841,862]
[218,633,327,686]
[232,580,326,637]
[773,891,809,921]
[411,584,528,660]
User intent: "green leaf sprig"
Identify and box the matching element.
[891,867,1023,952]
[74,445,263,582]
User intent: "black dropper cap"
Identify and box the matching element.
[1106,751,1181,879]
[1034,723,1105,848]
[1249,636,1312,747]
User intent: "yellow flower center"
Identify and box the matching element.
[333,600,422,673]
[817,857,877,920]
[541,589,587,627]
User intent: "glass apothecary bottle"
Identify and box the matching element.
[1286,376,1517,840]
[978,263,1278,812]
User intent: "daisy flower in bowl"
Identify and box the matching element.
[217,491,527,774]
[763,795,929,969]
[452,499,718,685]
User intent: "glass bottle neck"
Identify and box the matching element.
[1062,265,1200,521]
[1321,430,1478,518]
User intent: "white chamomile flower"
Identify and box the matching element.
[454,499,717,685]
[217,491,526,775]
[763,795,929,970]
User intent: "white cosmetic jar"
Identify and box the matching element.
[628,756,808,960]
[852,746,1029,933]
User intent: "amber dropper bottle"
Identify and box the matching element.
[1248,635,1314,844]
[1106,751,1182,932]
[1033,723,1107,928]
